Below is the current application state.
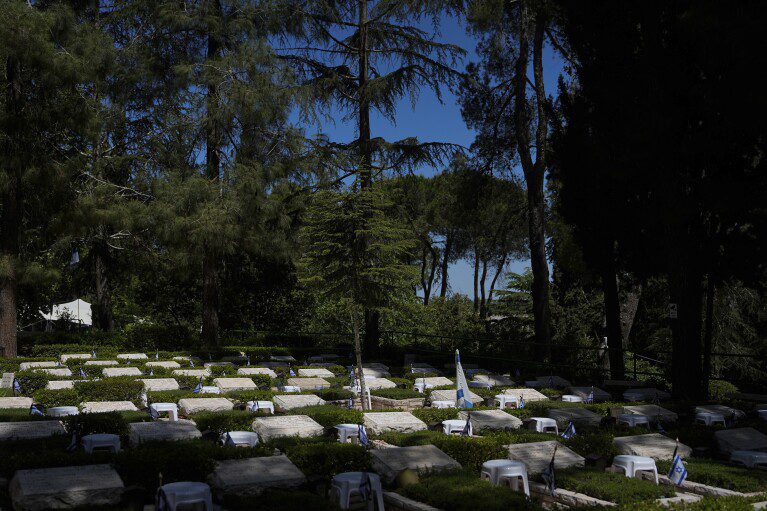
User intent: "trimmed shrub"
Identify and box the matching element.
[563,430,619,459]
[370,388,423,400]
[208,365,237,377]
[401,372,438,381]
[225,390,275,404]
[251,374,272,389]
[0,408,52,422]
[147,390,197,404]
[193,410,258,436]
[555,468,672,504]
[62,411,131,436]
[387,377,413,388]
[411,407,459,425]
[290,405,363,428]
[14,371,51,395]
[709,380,738,400]
[311,387,354,401]
[224,490,340,511]
[285,442,371,478]
[77,377,144,403]
[33,389,80,408]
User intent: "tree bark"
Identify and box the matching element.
[488,254,507,304]
[472,248,480,313]
[701,276,715,398]
[352,309,369,410]
[93,239,115,332]
[201,0,222,347]
[0,55,22,358]
[439,232,452,298]
[668,259,705,400]
[602,241,625,379]
[514,2,552,360]
[479,257,488,317]
[620,283,642,344]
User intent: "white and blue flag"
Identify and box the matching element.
[79,368,87,378]
[225,433,236,447]
[519,395,525,409]
[561,421,576,439]
[461,413,472,436]
[192,377,203,394]
[92,349,97,358]
[29,404,44,416]
[155,350,159,360]
[289,364,296,377]
[13,378,21,394]
[358,425,369,447]
[586,387,594,404]
[668,442,687,486]
[189,359,195,368]
[149,369,154,377]
[246,355,251,366]
[455,350,473,409]
[542,445,558,495]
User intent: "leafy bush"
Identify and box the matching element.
[251,374,273,389]
[285,442,371,478]
[291,405,363,428]
[147,390,197,404]
[563,430,619,458]
[193,410,258,436]
[387,377,413,388]
[709,380,738,400]
[311,387,354,401]
[401,372,438,381]
[14,371,51,395]
[0,438,114,478]
[398,471,536,511]
[62,411,132,436]
[33,389,80,408]
[377,430,506,472]
[208,365,237,377]
[411,407,458,425]
[77,377,144,403]
[0,408,52,422]
[225,390,275,404]
[224,490,340,511]
[656,458,767,493]
[555,468,673,504]
[370,388,423,400]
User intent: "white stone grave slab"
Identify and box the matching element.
[116,353,148,360]
[204,362,236,369]
[506,440,584,474]
[145,361,182,369]
[33,368,72,377]
[417,376,453,387]
[178,397,234,414]
[297,368,335,378]
[715,428,767,454]
[1,372,14,388]
[623,404,678,422]
[287,377,330,390]
[503,388,549,402]
[9,464,124,511]
[361,368,390,378]
[237,367,277,378]
[270,355,296,362]
[364,378,397,390]
[363,411,427,435]
[45,380,74,390]
[140,378,179,392]
[430,389,483,406]
[173,368,211,377]
[128,421,201,447]
[0,421,66,441]
[364,362,389,371]
[0,397,33,409]
[548,407,603,428]
[273,394,325,411]
[534,376,572,388]
[59,353,92,363]
[474,374,516,387]
[207,456,307,496]
[371,445,460,483]
[459,409,523,431]
[81,401,138,413]
[102,367,142,377]
[83,360,119,366]
[19,362,58,371]
[695,404,745,421]
[252,415,323,441]
[214,377,257,392]
[614,433,692,460]
[568,386,612,402]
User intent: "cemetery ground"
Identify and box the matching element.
[1,347,767,510]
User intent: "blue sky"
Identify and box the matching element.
[296,15,565,297]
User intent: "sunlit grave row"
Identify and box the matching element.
[1,350,767,511]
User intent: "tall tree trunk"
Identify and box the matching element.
[514,2,552,360]
[488,254,507,303]
[93,238,115,332]
[472,248,480,313]
[479,257,488,318]
[439,232,452,298]
[668,257,705,400]
[0,55,21,358]
[701,276,715,398]
[621,283,642,345]
[202,0,222,347]
[351,308,369,410]
[602,240,625,379]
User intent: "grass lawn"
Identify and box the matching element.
[657,458,767,493]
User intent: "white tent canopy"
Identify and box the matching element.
[39,299,92,326]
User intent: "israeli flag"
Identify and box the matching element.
[359,472,372,501]
[347,397,354,409]
[79,368,87,378]
[155,350,159,360]
[358,425,369,447]
[461,413,472,436]
[149,369,154,377]
[70,249,80,266]
[192,377,203,394]
[561,421,576,439]
[519,395,525,409]
[455,350,473,409]
[13,378,21,394]
[542,446,558,495]
[668,446,687,486]
[289,365,296,377]
[189,359,195,368]
[246,355,251,366]
[586,388,594,404]
[225,433,236,447]
[92,349,97,358]
[30,404,44,416]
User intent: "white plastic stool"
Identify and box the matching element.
[413,381,434,393]
[82,433,120,454]
[618,413,650,428]
[731,450,767,469]
[442,419,472,436]
[157,481,213,511]
[695,411,726,426]
[150,403,179,421]
[432,400,456,409]
[48,406,79,417]
[498,463,530,496]
[562,394,583,403]
[529,417,558,434]
[496,394,520,409]
[612,455,659,483]
[336,423,360,443]
[481,459,517,485]
[220,431,259,447]
[331,472,385,511]
[247,400,275,414]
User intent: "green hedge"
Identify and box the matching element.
[285,442,371,478]
[193,410,260,436]
[33,389,80,408]
[224,490,340,511]
[370,388,423,400]
[656,458,767,493]
[14,371,51,395]
[146,390,197,404]
[290,405,363,429]
[555,468,673,505]
[411,407,458,425]
[76,377,144,403]
[377,430,506,472]
[311,387,354,401]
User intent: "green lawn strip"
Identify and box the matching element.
[656,458,767,493]
[554,468,673,505]
[370,387,424,400]
[610,496,764,510]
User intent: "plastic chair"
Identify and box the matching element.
[442,419,472,436]
[730,450,767,469]
[150,403,179,421]
[495,394,519,409]
[481,459,517,485]
[335,424,360,443]
[247,400,275,414]
[47,406,79,417]
[158,482,213,511]
[82,433,120,454]
[562,394,583,403]
[612,455,659,483]
[618,413,650,428]
[330,472,385,511]
[695,411,726,426]
[413,381,434,393]
[220,431,259,447]
[529,417,558,434]
[498,463,530,496]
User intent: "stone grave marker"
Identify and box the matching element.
[9,464,125,511]
[116,353,148,360]
[371,445,461,484]
[18,361,58,371]
[695,404,745,421]
[208,455,307,497]
[568,386,612,402]
[128,421,201,447]
[715,428,767,454]
[214,377,257,392]
[623,404,678,422]
[548,407,603,428]
[614,433,692,460]
[603,379,642,388]
[81,401,138,413]
[172,368,211,377]
[459,409,522,431]
[221,355,248,364]
[59,353,92,363]
[102,367,142,377]
[502,388,549,402]
[270,355,296,362]
[46,380,75,390]
[237,367,277,378]
[506,441,585,474]
[473,374,515,387]
[252,415,323,441]
[287,377,330,390]
[172,356,191,362]
[273,394,325,411]
[364,377,397,390]
[417,376,453,387]
[139,378,179,392]
[363,411,427,435]
[178,397,234,414]
[34,368,72,377]
[0,397,33,409]
[430,389,483,406]
[533,375,572,388]
[204,362,236,369]
[83,360,119,366]
[0,421,66,441]
[145,361,182,369]
[1,372,14,388]
[297,368,335,378]
[364,362,390,371]
[361,367,391,378]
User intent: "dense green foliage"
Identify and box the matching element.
[555,468,673,504]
